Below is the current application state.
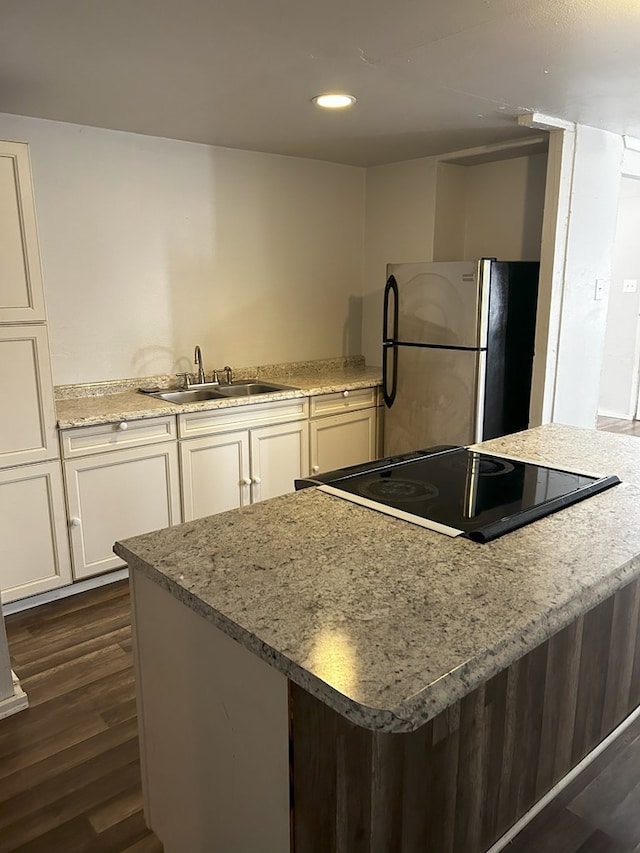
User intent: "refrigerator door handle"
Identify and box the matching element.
[382,275,399,407]
[382,275,398,343]
[382,342,398,407]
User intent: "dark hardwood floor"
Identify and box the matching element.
[1,581,163,852]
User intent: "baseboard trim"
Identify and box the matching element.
[0,671,29,720]
[598,409,633,420]
[487,704,640,852]
[2,568,129,616]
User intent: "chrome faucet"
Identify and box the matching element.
[194,345,206,384]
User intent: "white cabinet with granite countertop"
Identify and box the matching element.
[61,418,181,579]
[178,396,309,521]
[42,365,381,598]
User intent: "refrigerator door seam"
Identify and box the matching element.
[391,341,488,352]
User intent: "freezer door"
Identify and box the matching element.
[387,261,490,347]
[383,344,485,455]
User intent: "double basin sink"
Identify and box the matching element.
[142,380,298,405]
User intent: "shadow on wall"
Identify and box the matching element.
[344,295,363,359]
[361,283,385,368]
[131,346,194,379]
[521,154,548,261]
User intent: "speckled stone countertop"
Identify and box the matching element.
[115,424,640,733]
[55,358,382,428]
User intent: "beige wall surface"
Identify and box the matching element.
[360,151,546,367]
[0,113,365,385]
[361,157,438,367]
[1,110,629,432]
[462,154,547,261]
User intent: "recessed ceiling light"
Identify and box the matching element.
[312,93,356,109]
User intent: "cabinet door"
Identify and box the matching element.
[0,461,72,603]
[250,421,309,503]
[0,141,46,322]
[64,443,181,580]
[0,325,57,466]
[310,409,377,475]
[180,430,251,522]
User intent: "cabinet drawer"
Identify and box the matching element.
[60,415,177,458]
[310,387,376,418]
[178,397,309,439]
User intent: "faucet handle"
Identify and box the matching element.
[175,372,194,389]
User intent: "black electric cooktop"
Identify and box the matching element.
[295,445,620,543]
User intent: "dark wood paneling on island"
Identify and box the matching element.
[289,575,640,853]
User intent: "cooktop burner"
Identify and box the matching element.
[358,478,439,503]
[476,457,515,477]
[295,445,620,543]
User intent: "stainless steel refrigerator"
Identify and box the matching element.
[382,258,539,455]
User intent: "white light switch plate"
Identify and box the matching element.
[623,279,638,293]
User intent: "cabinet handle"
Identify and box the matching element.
[253,476,262,485]
[70,517,81,527]
[242,478,252,486]
[343,390,349,398]
[312,465,320,473]
[118,421,128,431]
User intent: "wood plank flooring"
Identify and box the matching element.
[597,415,640,438]
[1,581,163,852]
[504,712,640,852]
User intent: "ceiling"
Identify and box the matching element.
[1,0,640,167]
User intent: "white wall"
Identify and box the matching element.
[547,125,623,428]
[598,176,640,418]
[0,113,365,385]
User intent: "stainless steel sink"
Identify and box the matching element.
[147,388,227,403]
[214,380,297,397]
[141,379,297,404]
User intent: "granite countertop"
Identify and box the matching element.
[55,362,382,429]
[115,424,640,733]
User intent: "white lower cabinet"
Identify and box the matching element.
[0,461,72,603]
[180,420,309,522]
[310,408,377,474]
[64,442,181,579]
[309,388,379,475]
[180,430,251,519]
[250,421,309,504]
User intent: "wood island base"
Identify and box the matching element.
[131,569,640,853]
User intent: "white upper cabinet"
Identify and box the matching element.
[0,325,58,466]
[0,140,47,323]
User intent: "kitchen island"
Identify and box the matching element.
[115,424,640,853]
